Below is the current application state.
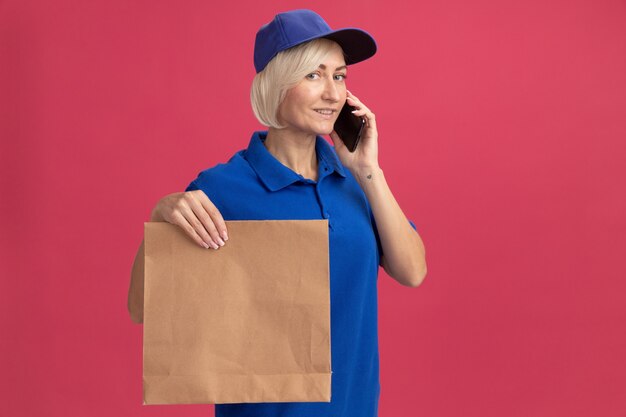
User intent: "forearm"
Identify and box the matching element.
[127,240,145,324]
[353,166,427,287]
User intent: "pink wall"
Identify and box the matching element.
[1,0,625,416]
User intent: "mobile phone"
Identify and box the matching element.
[333,101,365,152]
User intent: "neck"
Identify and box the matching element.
[264,127,318,180]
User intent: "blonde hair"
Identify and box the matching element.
[251,38,345,129]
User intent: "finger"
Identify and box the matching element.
[196,192,228,242]
[348,98,369,112]
[346,93,377,130]
[367,113,377,129]
[184,193,225,248]
[169,210,214,249]
[350,107,375,125]
[181,198,221,248]
[346,96,360,108]
[346,95,364,106]
[365,112,377,129]
[351,108,369,116]
[179,204,221,249]
[347,97,372,117]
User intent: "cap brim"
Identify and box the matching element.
[323,28,377,65]
[259,27,377,72]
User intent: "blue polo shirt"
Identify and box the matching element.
[185,131,416,417]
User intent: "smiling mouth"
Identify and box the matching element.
[314,109,336,116]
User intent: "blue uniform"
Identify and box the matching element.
[185,131,416,417]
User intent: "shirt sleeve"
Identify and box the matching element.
[184,163,226,194]
[185,179,200,192]
[182,168,224,210]
[185,167,214,192]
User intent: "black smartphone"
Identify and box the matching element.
[333,101,365,152]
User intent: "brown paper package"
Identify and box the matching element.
[143,220,331,405]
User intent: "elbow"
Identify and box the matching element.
[406,264,427,288]
[127,301,144,324]
[405,235,427,288]
[129,310,143,325]
[129,312,143,325]
[387,257,427,288]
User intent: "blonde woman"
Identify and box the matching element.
[128,9,426,417]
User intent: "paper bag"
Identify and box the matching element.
[143,220,331,405]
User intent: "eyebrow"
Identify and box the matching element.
[318,64,347,71]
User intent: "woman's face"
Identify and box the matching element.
[277,44,347,137]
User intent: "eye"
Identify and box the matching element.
[306,72,320,80]
[334,73,347,81]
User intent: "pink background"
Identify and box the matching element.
[1,0,625,416]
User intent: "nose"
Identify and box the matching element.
[321,77,341,103]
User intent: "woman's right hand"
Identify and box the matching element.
[150,191,228,250]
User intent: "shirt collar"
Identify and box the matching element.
[244,130,346,192]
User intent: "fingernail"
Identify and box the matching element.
[222,231,228,241]
[201,241,209,249]
[217,237,225,247]
[210,241,219,250]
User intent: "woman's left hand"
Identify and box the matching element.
[329,90,379,173]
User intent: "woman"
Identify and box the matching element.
[128,9,426,417]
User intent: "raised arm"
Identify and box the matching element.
[355,168,426,287]
[329,90,427,287]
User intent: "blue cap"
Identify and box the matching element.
[254,9,377,73]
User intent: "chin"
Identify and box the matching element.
[317,123,336,136]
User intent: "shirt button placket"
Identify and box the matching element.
[314,180,332,230]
